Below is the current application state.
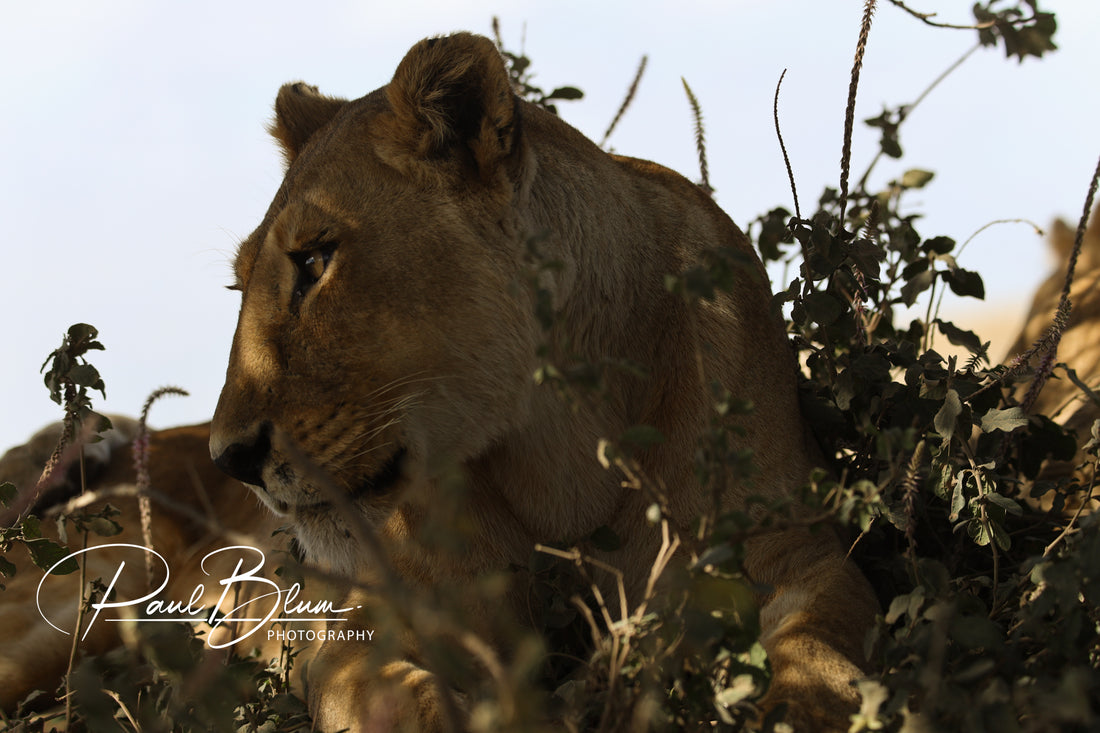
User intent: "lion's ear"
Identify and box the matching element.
[269,83,348,165]
[382,33,518,180]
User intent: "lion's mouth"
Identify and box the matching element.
[266,446,408,516]
[351,446,408,498]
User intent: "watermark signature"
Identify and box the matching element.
[36,544,364,648]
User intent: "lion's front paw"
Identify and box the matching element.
[310,656,464,733]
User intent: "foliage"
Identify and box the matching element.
[491,17,583,115]
[2,3,1094,732]
[519,2,1096,731]
[1,331,313,732]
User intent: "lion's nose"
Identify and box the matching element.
[212,421,272,489]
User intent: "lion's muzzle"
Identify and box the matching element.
[211,420,272,490]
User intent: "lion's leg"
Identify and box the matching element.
[747,528,879,732]
[307,598,466,733]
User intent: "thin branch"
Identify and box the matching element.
[773,69,801,221]
[856,44,980,193]
[1043,457,1098,559]
[885,0,1036,31]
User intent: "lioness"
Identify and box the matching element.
[1007,204,1100,499]
[209,33,877,731]
[0,420,312,713]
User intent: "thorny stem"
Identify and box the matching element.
[838,0,877,228]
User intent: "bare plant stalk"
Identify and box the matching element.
[18,418,75,525]
[601,55,647,148]
[681,78,712,195]
[63,466,88,730]
[134,385,189,592]
[1044,457,1098,558]
[62,384,88,731]
[773,69,801,221]
[838,0,878,228]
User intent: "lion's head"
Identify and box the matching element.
[210,34,546,567]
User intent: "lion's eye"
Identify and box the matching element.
[291,243,337,300]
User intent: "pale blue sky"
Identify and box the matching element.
[2,1,1097,450]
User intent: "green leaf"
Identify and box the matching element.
[63,323,99,354]
[88,517,123,537]
[21,516,42,541]
[949,472,966,522]
[935,389,962,441]
[885,592,913,624]
[968,519,991,547]
[934,319,986,356]
[949,613,1005,652]
[882,136,903,159]
[989,519,1011,551]
[802,291,844,326]
[847,238,886,280]
[0,556,16,578]
[68,363,103,390]
[27,539,79,575]
[980,406,1029,434]
[0,482,16,507]
[922,236,956,255]
[546,86,583,101]
[900,268,936,307]
[985,492,1022,516]
[900,169,935,189]
[942,268,985,299]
